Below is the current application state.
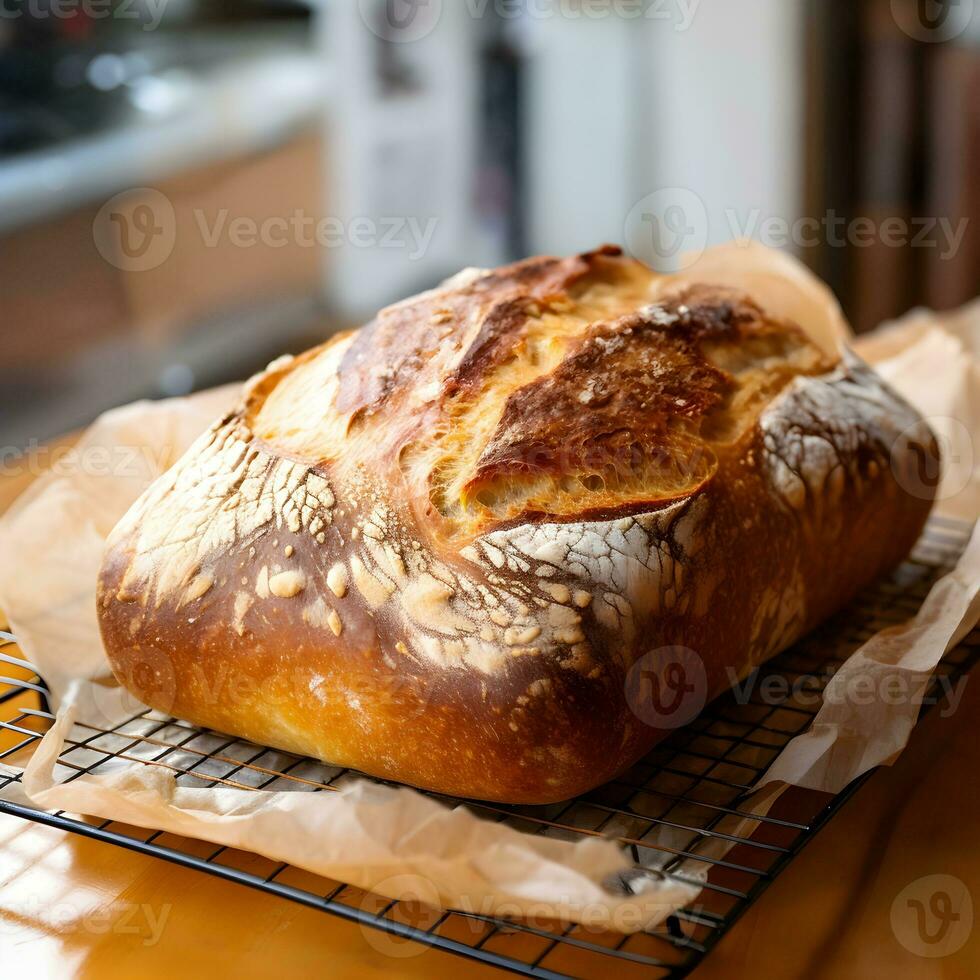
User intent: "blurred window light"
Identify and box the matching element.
[127,72,195,117]
[86,54,128,92]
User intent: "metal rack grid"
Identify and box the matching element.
[0,514,976,979]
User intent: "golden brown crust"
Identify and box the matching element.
[96,247,939,804]
[336,247,612,418]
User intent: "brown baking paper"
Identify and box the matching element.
[0,243,977,932]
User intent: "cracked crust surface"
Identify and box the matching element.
[97,247,938,803]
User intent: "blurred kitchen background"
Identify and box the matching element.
[1,0,978,448]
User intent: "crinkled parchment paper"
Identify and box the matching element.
[853,299,980,522]
[1,244,977,932]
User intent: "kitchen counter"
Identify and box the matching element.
[0,437,977,978]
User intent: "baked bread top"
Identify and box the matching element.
[250,246,833,544]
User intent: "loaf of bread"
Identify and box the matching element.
[97,246,937,804]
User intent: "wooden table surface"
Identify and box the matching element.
[0,439,977,979]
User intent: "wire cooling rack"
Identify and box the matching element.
[1,515,977,979]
